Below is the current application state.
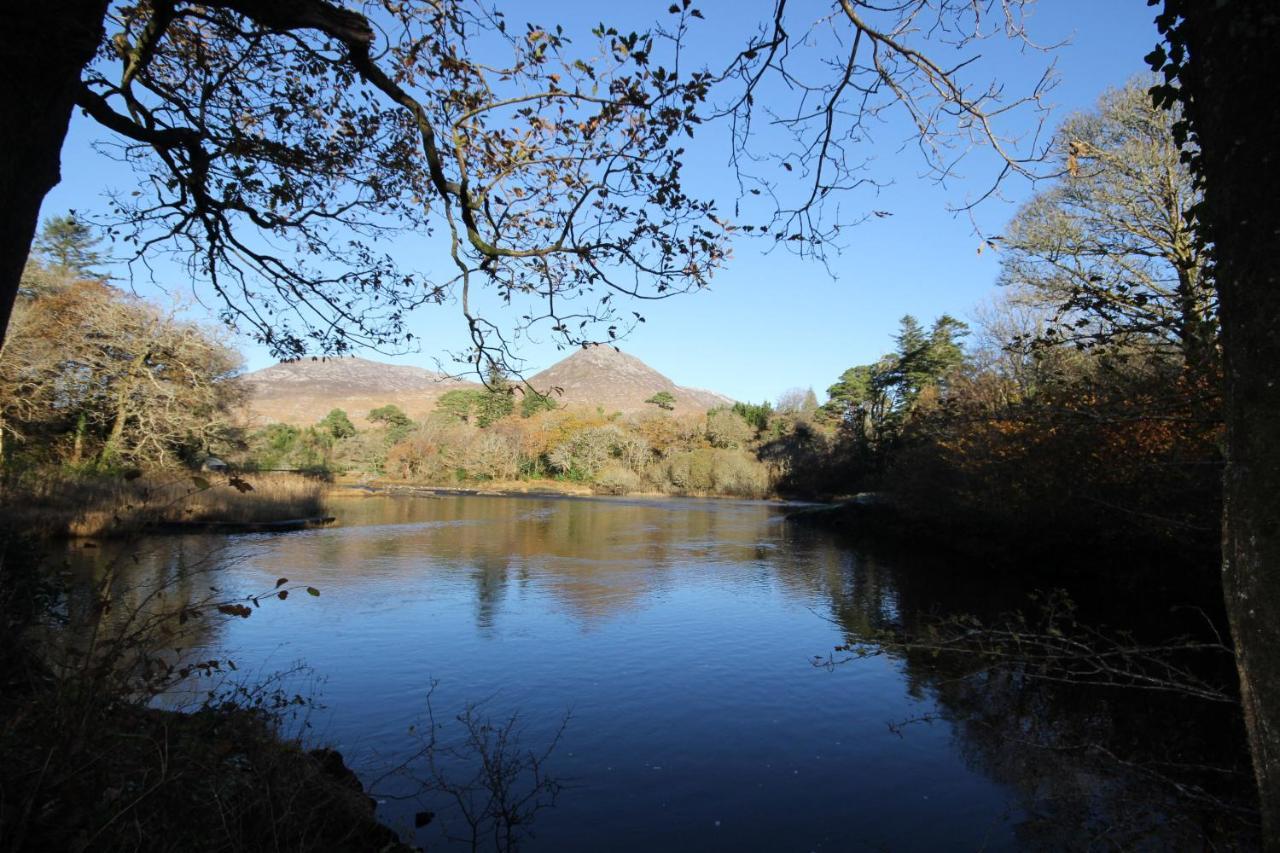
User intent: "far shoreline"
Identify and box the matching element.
[326,476,820,506]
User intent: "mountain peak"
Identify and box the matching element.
[240,346,734,426]
[528,345,733,414]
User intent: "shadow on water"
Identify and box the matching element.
[793,526,1258,849]
[54,494,1258,850]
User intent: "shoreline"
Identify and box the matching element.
[327,477,813,505]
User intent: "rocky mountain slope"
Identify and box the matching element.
[525,346,734,414]
[240,347,734,426]
[240,357,477,426]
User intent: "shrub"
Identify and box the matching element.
[547,425,627,479]
[706,409,754,449]
[651,448,771,498]
[464,430,520,480]
[594,465,641,495]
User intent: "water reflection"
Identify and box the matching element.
[56,494,1257,850]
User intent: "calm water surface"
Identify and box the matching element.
[60,494,1253,851]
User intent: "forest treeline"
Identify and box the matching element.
[240,384,787,499]
[0,218,243,472]
[786,79,1221,559]
[0,79,1221,553]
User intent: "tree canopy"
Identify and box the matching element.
[49,0,736,372]
[998,77,1214,371]
[0,262,242,466]
[644,391,676,411]
[34,214,104,278]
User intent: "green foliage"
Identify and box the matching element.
[548,425,630,480]
[732,400,773,432]
[477,391,515,428]
[888,314,968,405]
[705,409,753,449]
[317,408,356,440]
[244,424,334,472]
[435,389,484,425]
[436,382,514,429]
[657,448,769,498]
[645,391,676,410]
[367,404,411,429]
[261,424,301,464]
[520,390,558,418]
[823,365,874,421]
[35,213,103,277]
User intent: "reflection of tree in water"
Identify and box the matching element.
[293,496,783,625]
[795,536,1259,848]
[55,536,232,677]
[48,498,1261,845]
[470,551,513,632]
[938,666,1255,848]
[53,536,318,712]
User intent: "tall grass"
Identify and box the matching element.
[1,471,328,537]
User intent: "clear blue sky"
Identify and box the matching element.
[40,1,1161,405]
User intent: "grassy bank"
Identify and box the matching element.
[0,471,328,538]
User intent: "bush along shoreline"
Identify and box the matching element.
[0,527,414,852]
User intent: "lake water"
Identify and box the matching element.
[59,494,1255,850]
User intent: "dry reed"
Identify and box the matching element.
[3,471,327,537]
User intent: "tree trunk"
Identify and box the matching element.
[1177,3,1280,837]
[101,350,149,463]
[0,1,108,348]
[71,412,87,465]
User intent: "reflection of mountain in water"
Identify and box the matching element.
[56,495,1258,848]
[269,495,787,626]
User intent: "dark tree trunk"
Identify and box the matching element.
[0,1,108,347]
[1177,2,1280,837]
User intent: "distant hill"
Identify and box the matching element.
[240,357,478,427]
[240,347,734,427]
[526,346,734,415]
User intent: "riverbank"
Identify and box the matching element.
[787,491,1222,584]
[0,525,415,852]
[328,474,785,502]
[0,697,414,852]
[0,470,329,538]
[332,475,597,499]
